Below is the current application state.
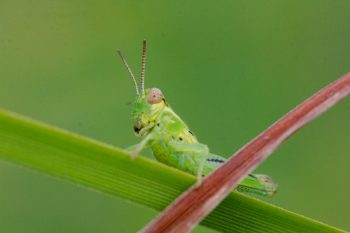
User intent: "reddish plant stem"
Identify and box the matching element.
[140,72,350,233]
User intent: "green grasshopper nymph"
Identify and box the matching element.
[117,40,277,197]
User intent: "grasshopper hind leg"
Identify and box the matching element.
[204,153,278,197]
[237,174,278,197]
[166,140,209,184]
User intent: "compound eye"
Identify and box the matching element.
[147,88,163,104]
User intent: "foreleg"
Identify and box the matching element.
[127,134,156,159]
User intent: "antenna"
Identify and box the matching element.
[140,39,147,95]
[117,50,139,95]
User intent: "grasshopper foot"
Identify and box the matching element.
[130,150,139,159]
[194,172,205,188]
[194,177,203,188]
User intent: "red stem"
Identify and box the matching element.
[140,72,350,233]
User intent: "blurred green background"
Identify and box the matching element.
[1,1,350,232]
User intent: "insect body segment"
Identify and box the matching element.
[118,40,277,197]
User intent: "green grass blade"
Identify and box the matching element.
[0,109,345,233]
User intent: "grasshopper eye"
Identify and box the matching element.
[148,88,163,104]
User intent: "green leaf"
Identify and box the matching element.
[0,109,345,233]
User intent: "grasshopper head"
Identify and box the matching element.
[132,88,166,137]
[117,40,166,137]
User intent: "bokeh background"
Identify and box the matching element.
[1,1,350,232]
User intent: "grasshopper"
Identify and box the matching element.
[118,40,277,197]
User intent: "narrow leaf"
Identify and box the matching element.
[0,109,345,233]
